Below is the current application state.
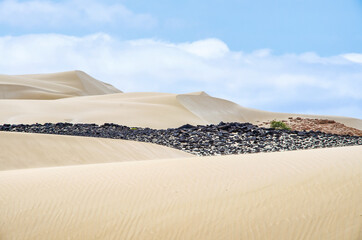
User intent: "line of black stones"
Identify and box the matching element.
[1,122,361,156]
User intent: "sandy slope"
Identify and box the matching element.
[0,131,192,171]
[0,71,360,129]
[0,71,361,239]
[0,70,121,99]
[0,91,361,129]
[177,92,362,129]
[0,92,203,128]
[0,146,361,240]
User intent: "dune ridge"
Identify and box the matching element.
[177,92,362,130]
[0,131,192,171]
[0,90,360,129]
[0,70,121,99]
[0,146,361,239]
[0,71,361,129]
[1,70,361,239]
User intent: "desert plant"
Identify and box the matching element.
[270,120,291,130]
[130,127,138,130]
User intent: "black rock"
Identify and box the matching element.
[0,122,360,156]
[179,124,195,129]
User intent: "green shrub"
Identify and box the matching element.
[270,120,291,130]
[130,127,138,130]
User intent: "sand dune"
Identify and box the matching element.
[0,90,361,129]
[0,146,361,239]
[1,70,361,239]
[0,70,121,99]
[0,131,192,171]
[0,92,206,128]
[0,71,360,129]
[177,92,362,129]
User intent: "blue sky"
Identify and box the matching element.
[1,0,361,55]
[122,0,362,55]
[0,0,361,118]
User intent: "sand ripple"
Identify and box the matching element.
[1,146,361,239]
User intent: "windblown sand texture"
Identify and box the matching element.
[0,71,121,99]
[0,71,361,129]
[0,71,361,240]
[0,131,192,171]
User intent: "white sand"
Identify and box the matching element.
[0,70,121,99]
[0,71,361,239]
[0,90,360,129]
[1,146,361,239]
[0,131,192,171]
[0,71,360,128]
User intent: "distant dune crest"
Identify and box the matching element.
[0,70,360,130]
[0,70,121,100]
[0,70,361,240]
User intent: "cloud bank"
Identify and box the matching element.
[0,33,361,118]
[0,0,156,29]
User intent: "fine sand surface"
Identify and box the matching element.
[0,131,192,171]
[0,90,361,130]
[0,71,361,129]
[1,71,361,239]
[0,70,121,99]
[0,146,361,240]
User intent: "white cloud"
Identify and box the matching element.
[343,53,362,64]
[178,39,230,59]
[251,49,272,58]
[0,0,156,29]
[0,33,361,118]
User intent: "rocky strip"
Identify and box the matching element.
[1,122,361,156]
[258,117,362,136]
